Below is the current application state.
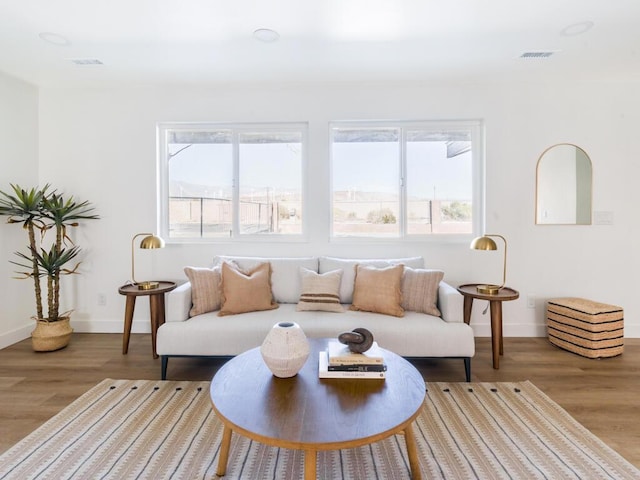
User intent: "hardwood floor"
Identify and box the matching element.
[1,334,639,468]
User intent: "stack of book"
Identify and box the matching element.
[318,340,387,379]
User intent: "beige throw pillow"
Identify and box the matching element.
[184,266,222,316]
[219,262,278,316]
[296,268,344,312]
[350,264,404,317]
[401,267,444,316]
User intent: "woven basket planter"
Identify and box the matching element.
[31,317,73,352]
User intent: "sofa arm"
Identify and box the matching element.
[166,282,192,322]
[438,281,464,323]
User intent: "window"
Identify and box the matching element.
[331,120,482,239]
[158,123,306,241]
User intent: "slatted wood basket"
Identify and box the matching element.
[547,297,623,358]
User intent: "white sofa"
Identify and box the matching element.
[157,255,475,381]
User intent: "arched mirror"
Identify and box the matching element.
[536,144,592,225]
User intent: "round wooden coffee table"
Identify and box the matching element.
[210,338,426,480]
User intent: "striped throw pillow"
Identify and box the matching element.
[401,267,444,316]
[296,268,344,312]
[184,266,222,316]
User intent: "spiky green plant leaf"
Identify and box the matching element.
[0,184,98,322]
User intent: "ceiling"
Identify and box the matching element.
[1,0,639,88]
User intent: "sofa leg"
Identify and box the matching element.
[161,356,168,380]
[463,358,471,382]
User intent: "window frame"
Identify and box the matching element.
[157,122,309,244]
[329,119,484,243]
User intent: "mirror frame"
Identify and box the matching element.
[535,143,593,225]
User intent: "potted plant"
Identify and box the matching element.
[0,184,99,351]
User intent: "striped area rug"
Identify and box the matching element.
[0,379,638,480]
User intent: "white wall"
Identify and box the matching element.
[0,72,39,348]
[19,80,639,340]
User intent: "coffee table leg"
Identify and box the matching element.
[304,450,317,480]
[216,425,233,476]
[404,424,422,480]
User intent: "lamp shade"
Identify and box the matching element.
[139,234,165,250]
[470,236,497,251]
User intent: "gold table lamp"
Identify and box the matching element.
[131,233,165,290]
[470,234,507,294]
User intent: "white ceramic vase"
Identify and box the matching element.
[260,321,310,378]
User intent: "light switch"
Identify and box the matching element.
[593,211,614,225]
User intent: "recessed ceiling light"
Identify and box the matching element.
[38,32,70,46]
[253,28,280,43]
[561,21,594,36]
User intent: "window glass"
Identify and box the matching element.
[238,132,303,235]
[331,121,480,239]
[167,131,233,238]
[160,124,306,241]
[332,128,400,237]
[406,130,472,234]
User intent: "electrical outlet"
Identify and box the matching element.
[527,295,536,309]
[98,293,107,306]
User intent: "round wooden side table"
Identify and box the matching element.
[457,284,519,369]
[118,281,177,359]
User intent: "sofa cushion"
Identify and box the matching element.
[219,262,278,316]
[402,267,444,316]
[184,266,221,316]
[349,264,405,317]
[318,256,424,304]
[157,304,476,358]
[213,256,318,304]
[296,268,344,313]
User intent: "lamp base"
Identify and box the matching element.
[476,284,502,295]
[137,281,160,291]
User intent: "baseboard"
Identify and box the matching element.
[0,324,32,349]
[6,319,638,344]
[470,322,640,338]
[71,318,151,334]
[0,319,150,349]
[470,323,547,337]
